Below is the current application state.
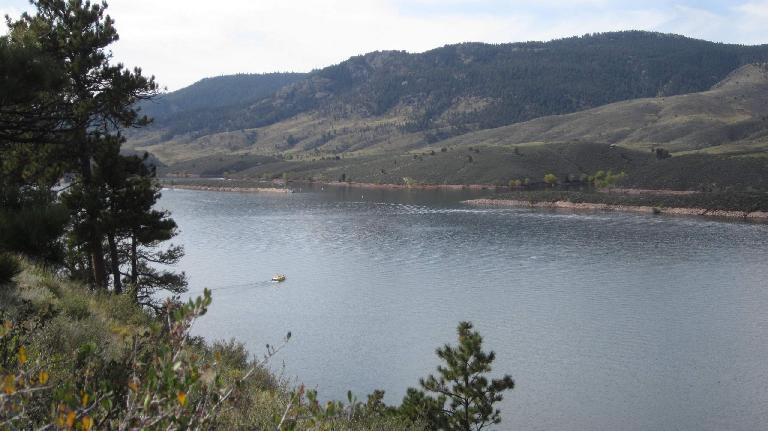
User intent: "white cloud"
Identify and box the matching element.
[731,1,768,44]
[652,5,728,42]
[106,0,533,89]
[103,0,677,90]
[736,0,768,17]
[0,6,24,21]
[3,1,767,90]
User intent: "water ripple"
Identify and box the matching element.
[161,189,768,431]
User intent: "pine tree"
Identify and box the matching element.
[0,28,65,146]
[0,35,70,264]
[63,149,187,304]
[104,153,187,307]
[8,0,157,289]
[401,322,515,431]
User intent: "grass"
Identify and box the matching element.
[158,141,768,193]
[2,259,154,365]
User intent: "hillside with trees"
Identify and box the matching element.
[154,64,768,192]
[434,63,768,155]
[128,31,768,153]
[126,33,768,192]
[138,72,306,139]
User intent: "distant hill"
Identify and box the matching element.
[126,32,768,191]
[134,32,768,138]
[137,72,307,138]
[436,63,768,155]
[237,31,768,133]
[129,32,768,163]
[152,64,768,191]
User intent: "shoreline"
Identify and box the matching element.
[161,177,502,191]
[160,179,767,220]
[317,181,497,191]
[161,178,710,194]
[463,198,768,220]
[163,184,292,193]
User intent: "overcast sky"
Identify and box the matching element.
[2,0,767,90]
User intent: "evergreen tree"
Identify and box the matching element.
[8,0,157,289]
[401,322,515,431]
[103,153,187,306]
[61,149,187,303]
[0,28,65,146]
[0,33,70,263]
[2,1,185,300]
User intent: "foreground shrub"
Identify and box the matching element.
[0,277,422,431]
[0,289,294,429]
[0,203,68,264]
[400,322,515,431]
[0,254,21,285]
[2,264,513,430]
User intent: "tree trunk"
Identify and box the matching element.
[130,233,139,302]
[80,150,107,290]
[107,233,122,294]
[90,239,106,289]
[130,233,138,284]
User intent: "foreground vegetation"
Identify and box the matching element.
[0,260,395,429]
[1,259,515,430]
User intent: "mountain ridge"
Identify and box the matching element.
[435,63,768,154]
[150,63,768,191]
[129,31,768,157]
[125,33,768,190]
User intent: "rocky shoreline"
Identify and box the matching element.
[319,181,495,190]
[463,199,768,220]
[163,184,292,194]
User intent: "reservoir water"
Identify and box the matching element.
[160,186,768,431]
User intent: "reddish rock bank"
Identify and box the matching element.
[463,199,768,220]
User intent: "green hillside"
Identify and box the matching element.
[438,64,768,155]
[152,63,768,191]
[162,142,768,192]
[136,72,307,139]
[129,31,768,156]
[124,33,768,192]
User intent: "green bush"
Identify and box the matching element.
[59,295,91,321]
[400,322,514,431]
[543,173,558,186]
[0,203,69,263]
[0,253,21,284]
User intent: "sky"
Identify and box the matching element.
[1,0,767,91]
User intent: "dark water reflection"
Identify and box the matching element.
[159,186,768,431]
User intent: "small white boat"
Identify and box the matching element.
[271,274,286,282]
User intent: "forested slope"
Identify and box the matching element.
[130,31,768,151]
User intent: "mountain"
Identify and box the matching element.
[125,32,768,190]
[153,64,768,191]
[436,63,768,155]
[233,31,768,133]
[128,31,768,164]
[137,72,307,138]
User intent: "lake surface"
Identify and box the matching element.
[160,186,768,431]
